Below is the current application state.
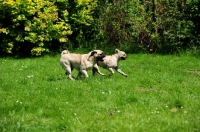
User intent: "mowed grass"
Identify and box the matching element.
[0,53,200,132]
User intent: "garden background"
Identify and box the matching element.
[1,1,200,131]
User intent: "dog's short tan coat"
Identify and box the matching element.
[93,49,128,77]
[60,50,105,80]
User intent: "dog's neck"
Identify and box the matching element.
[113,53,121,60]
[87,55,96,64]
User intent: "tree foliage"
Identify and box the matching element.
[93,0,200,54]
[0,0,200,56]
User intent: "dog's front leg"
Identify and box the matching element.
[93,64,105,76]
[115,67,128,77]
[108,68,115,76]
[81,70,89,78]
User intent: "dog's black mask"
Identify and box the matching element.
[97,53,106,61]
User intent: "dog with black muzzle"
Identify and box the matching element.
[93,49,128,77]
[60,50,106,80]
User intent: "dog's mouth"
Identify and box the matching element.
[121,56,127,60]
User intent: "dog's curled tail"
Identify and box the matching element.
[61,50,70,55]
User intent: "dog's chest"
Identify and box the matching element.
[81,61,94,70]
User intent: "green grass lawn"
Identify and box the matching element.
[0,53,200,132]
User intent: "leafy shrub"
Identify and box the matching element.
[65,0,98,49]
[0,0,72,56]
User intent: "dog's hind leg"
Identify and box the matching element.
[61,61,75,80]
[65,67,75,80]
[76,71,83,79]
[114,67,128,77]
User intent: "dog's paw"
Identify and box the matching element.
[124,74,128,77]
[108,73,113,76]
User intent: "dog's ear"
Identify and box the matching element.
[115,49,119,54]
[88,51,97,60]
[90,51,97,56]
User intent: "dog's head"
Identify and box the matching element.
[115,49,127,60]
[89,50,106,61]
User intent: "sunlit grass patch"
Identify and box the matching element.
[0,54,200,131]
